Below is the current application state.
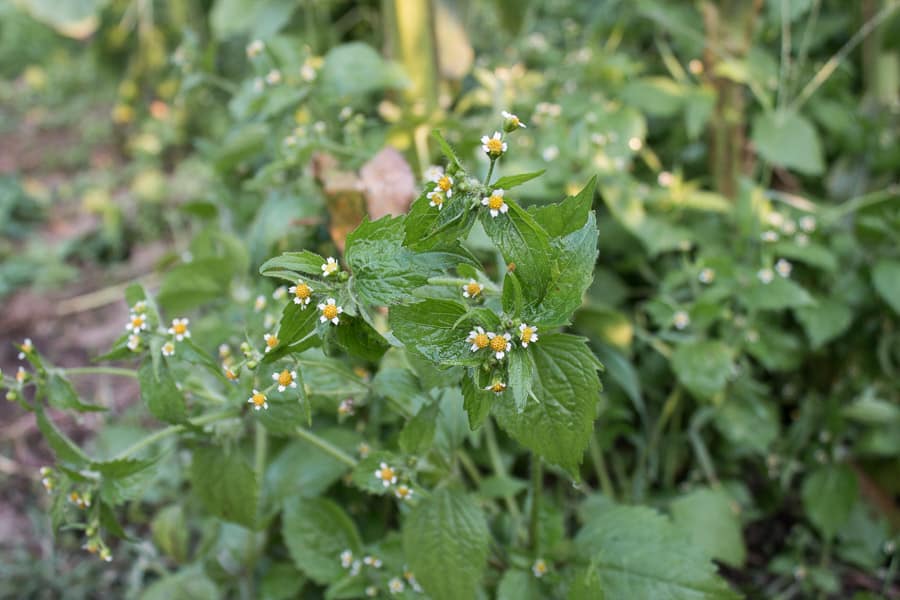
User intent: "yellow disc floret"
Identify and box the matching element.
[278,370,293,387]
[323,304,338,320]
[490,335,508,353]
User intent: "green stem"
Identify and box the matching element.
[484,420,523,526]
[457,449,483,485]
[529,457,542,555]
[62,367,137,379]
[114,408,239,460]
[255,422,268,486]
[589,435,615,499]
[294,427,358,467]
[883,553,897,596]
[484,159,496,185]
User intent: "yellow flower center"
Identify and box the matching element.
[521,327,534,341]
[488,194,504,210]
[534,560,547,575]
[490,336,508,352]
[173,322,187,335]
[466,282,482,296]
[490,382,506,393]
[294,283,311,299]
[510,116,520,127]
[486,138,503,154]
[278,370,293,386]
[378,466,395,481]
[162,343,174,354]
[131,316,144,328]
[252,393,266,407]
[397,485,411,498]
[266,335,279,348]
[473,333,489,349]
[431,194,444,206]
[225,369,237,380]
[323,304,338,320]
[437,176,452,191]
[69,492,79,502]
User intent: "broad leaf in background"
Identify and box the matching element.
[795,298,853,349]
[403,489,489,600]
[138,360,186,424]
[319,42,408,98]
[740,276,814,311]
[872,259,900,315]
[283,497,362,585]
[671,340,733,401]
[492,334,602,477]
[671,487,747,568]
[191,446,258,529]
[802,464,859,539]
[751,111,824,175]
[575,504,740,599]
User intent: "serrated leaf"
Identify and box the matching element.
[529,176,596,237]
[671,340,733,401]
[480,199,552,306]
[390,299,487,366]
[403,489,489,600]
[497,569,543,600]
[671,488,746,567]
[259,251,326,278]
[501,271,524,317]
[507,349,534,412]
[575,504,740,599]
[47,374,105,412]
[872,259,900,315]
[491,169,545,190]
[283,497,362,584]
[262,301,319,363]
[751,111,824,175]
[802,465,859,539]
[461,374,493,430]
[191,446,258,529]
[399,401,439,455]
[138,359,186,424]
[794,298,853,349]
[432,129,462,171]
[333,315,389,362]
[92,456,158,478]
[492,334,602,477]
[36,407,90,466]
[403,189,476,250]
[740,276,814,311]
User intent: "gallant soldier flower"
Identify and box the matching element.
[519,323,538,348]
[321,257,339,277]
[467,327,490,352]
[264,333,279,353]
[487,331,512,359]
[462,280,483,298]
[289,279,313,307]
[318,298,343,325]
[272,369,298,392]
[168,318,191,341]
[374,462,397,487]
[248,389,268,411]
[482,189,509,217]
[17,338,32,359]
[481,131,507,157]
[161,341,175,357]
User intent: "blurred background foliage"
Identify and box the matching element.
[1,0,899,598]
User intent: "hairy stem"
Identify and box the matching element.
[114,408,239,460]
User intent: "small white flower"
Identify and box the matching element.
[628,137,643,151]
[485,381,507,394]
[374,462,397,487]
[127,335,141,352]
[486,331,512,360]
[132,300,147,314]
[350,560,362,576]
[426,190,446,210]
[289,279,313,308]
[246,40,264,58]
[161,341,175,357]
[365,586,377,597]
[322,257,339,277]
[364,556,383,569]
[126,312,148,334]
[501,110,527,129]
[781,219,797,235]
[264,333,279,353]
[17,338,33,360]
[698,268,715,284]
[339,106,353,121]
[767,212,785,228]
[519,323,538,348]
[338,399,355,416]
[300,60,317,82]
[265,69,282,85]
[168,318,191,341]
[799,215,816,232]
[795,233,810,247]
[430,172,454,198]
[317,298,343,325]
[340,550,354,569]
[761,230,779,243]
[462,280,483,298]
[395,484,413,501]
[248,389,268,411]
[422,165,443,182]
[15,366,27,384]
[482,189,509,217]
[775,259,792,278]
[272,369,298,392]
[467,326,490,352]
[673,310,690,330]
[254,295,267,312]
[264,314,276,329]
[657,171,674,187]
[218,343,231,358]
[358,442,371,458]
[542,145,560,162]
[757,268,774,284]
[481,131,507,157]
[532,558,548,578]
[388,578,405,594]
[273,286,288,300]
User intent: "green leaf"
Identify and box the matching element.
[501,271,524,317]
[283,497,362,584]
[773,241,837,272]
[794,298,853,349]
[390,299,486,366]
[266,428,358,503]
[157,258,233,314]
[140,567,219,600]
[621,77,686,117]
[751,111,824,175]
[491,169,545,190]
[461,374,493,430]
[399,401,439,455]
[529,176,596,238]
[35,407,90,466]
[671,488,747,568]
[480,199,552,306]
[255,393,309,437]
[349,451,404,496]
[92,456,158,478]
[334,315,389,362]
[872,259,900,315]
[191,446,258,529]
[671,340,733,401]
[802,465,859,539]
[47,374,105,412]
[575,504,740,599]
[319,42,407,98]
[260,251,326,278]
[497,569,543,600]
[138,359,186,424]
[507,349,534,412]
[492,334,602,477]
[740,276,814,311]
[403,489,489,600]
[528,212,599,327]
[432,129,463,171]
[842,397,900,425]
[151,505,188,563]
[262,301,319,363]
[261,563,306,600]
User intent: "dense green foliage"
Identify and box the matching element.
[2,1,899,599]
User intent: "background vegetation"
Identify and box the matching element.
[1,0,898,598]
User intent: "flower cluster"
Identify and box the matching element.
[374,462,414,501]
